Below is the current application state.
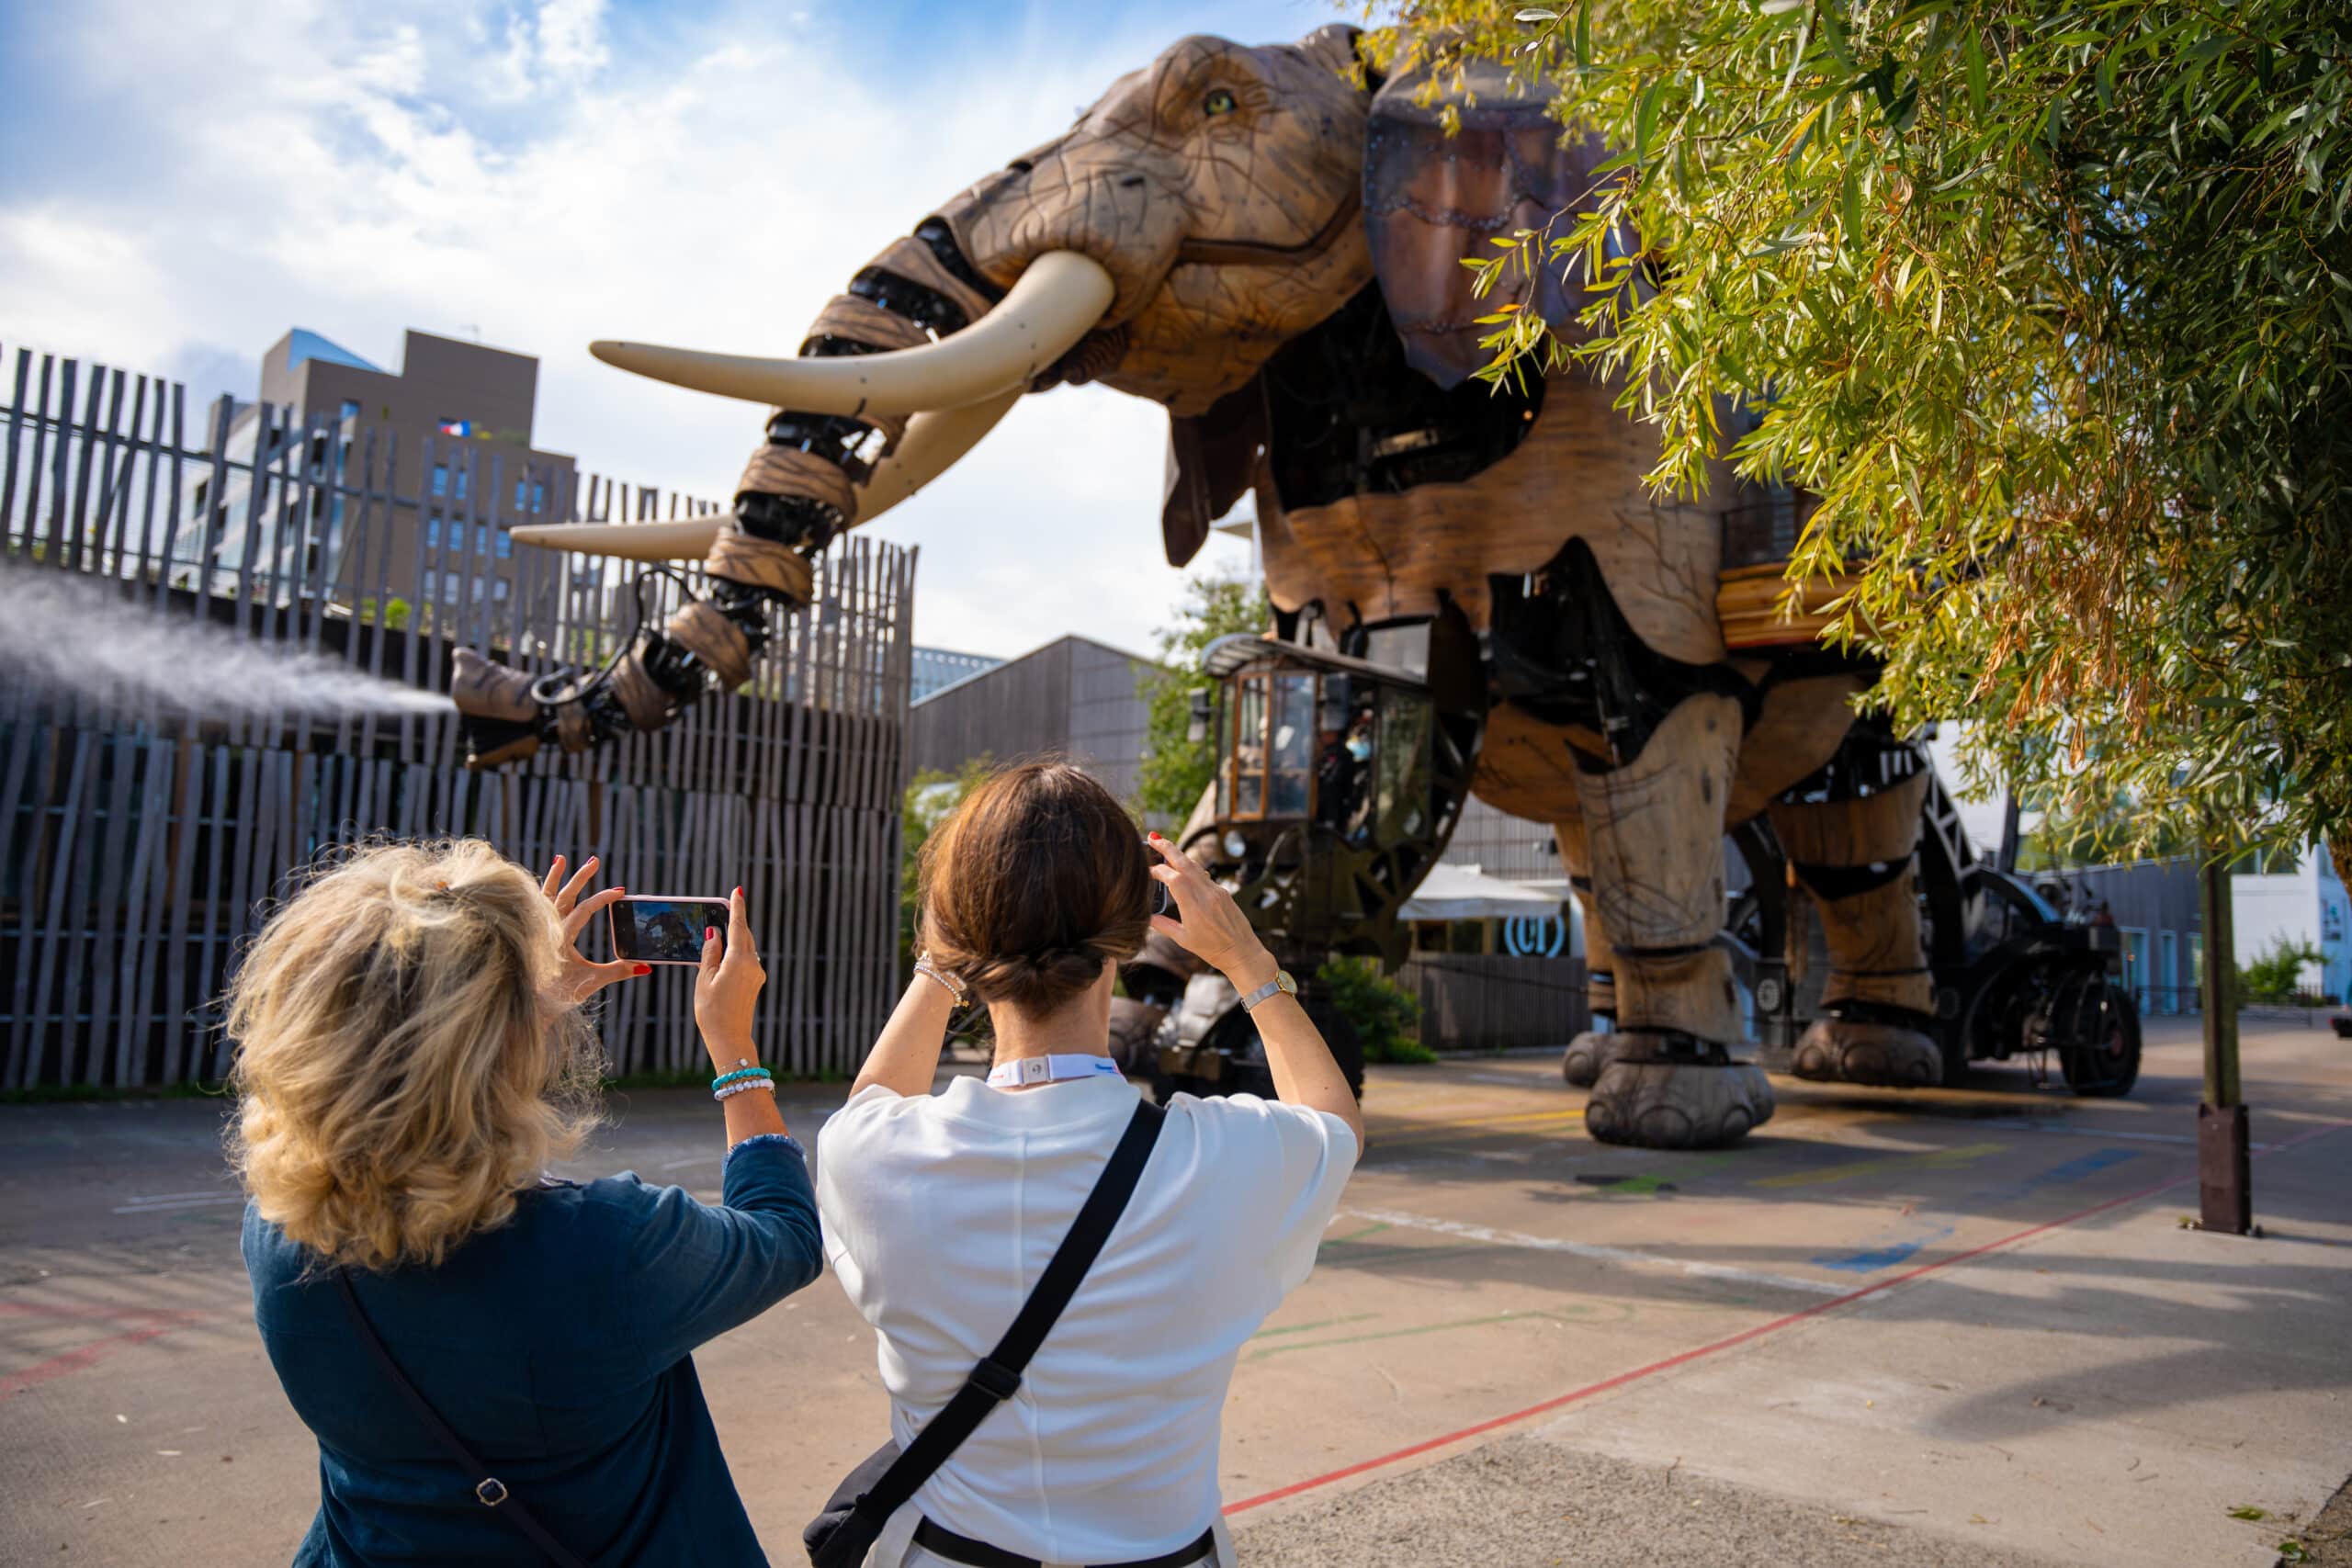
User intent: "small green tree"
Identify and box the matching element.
[899,756,996,966]
[1318,955,1435,1064]
[2239,936,2324,1005]
[1135,570,1270,823]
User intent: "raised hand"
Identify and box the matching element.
[695,887,767,1070]
[1145,832,1277,991]
[540,854,645,1007]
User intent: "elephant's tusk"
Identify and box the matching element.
[856,386,1020,524]
[588,251,1114,418]
[511,387,1025,559]
[510,516,722,559]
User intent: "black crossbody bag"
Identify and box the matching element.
[334,1269,596,1568]
[805,1099,1168,1568]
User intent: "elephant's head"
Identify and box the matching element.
[473,28,1601,766]
[942,26,1374,416]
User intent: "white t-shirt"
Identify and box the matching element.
[816,1072,1358,1567]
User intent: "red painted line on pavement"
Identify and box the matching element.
[0,1303,209,1403]
[0,1302,206,1323]
[0,1325,178,1404]
[1227,1119,2346,1517]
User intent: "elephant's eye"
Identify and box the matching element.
[1203,88,1237,117]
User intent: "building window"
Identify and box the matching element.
[531,480,547,512]
[431,463,449,498]
[424,517,441,548]
[455,465,469,502]
[495,528,512,559]
[441,571,460,603]
[492,578,512,603]
[515,478,530,509]
[340,399,361,423]
[476,524,492,555]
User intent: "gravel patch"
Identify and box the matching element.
[1236,1436,2075,1568]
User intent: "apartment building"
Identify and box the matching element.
[176,328,577,611]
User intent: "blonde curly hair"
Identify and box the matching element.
[226,839,603,1270]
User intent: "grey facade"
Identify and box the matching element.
[909,635,1162,808]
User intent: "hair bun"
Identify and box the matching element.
[948,942,1108,1010]
[912,761,1154,1018]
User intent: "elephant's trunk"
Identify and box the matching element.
[461,219,1100,766]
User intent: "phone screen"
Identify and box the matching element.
[609,897,729,964]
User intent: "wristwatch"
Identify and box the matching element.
[1238,969,1297,1012]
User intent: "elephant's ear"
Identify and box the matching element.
[1160,377,1267,568]
[1364,57,1615,389]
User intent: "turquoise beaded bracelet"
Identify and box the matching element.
[712,1066,772,1091]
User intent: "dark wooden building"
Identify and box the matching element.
[909,634,1161,810]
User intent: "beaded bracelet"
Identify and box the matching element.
[713,1077,776,1102]
[912,950,967,1005]
[712,1066,772,1091]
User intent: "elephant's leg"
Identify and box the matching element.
[1576,693,1774,1149]
[1767,750,1941,1088]
[1554,815,1625,1088]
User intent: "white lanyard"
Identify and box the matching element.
[985,1054,1124,1089]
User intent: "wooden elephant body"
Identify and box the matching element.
[466,27,1951,1145]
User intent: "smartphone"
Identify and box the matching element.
[608,896,730,965]
[1143,838,1177,921]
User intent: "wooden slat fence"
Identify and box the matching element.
[1399,953,1589,1052]
[0,343,915,1087]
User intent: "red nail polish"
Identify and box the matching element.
[706,927,718,942]
[631,963,651,976]
[733,886,743,899]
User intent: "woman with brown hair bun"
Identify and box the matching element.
[815,761,1364,1568]
[232,840,821,1566]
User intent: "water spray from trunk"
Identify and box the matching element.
[0,563,454,723]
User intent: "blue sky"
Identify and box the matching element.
[0,0,1349,657]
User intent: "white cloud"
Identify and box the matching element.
[0,0,1278,656]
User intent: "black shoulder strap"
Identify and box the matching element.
[335,1270,595,1568]
[851,1098,1166,1529]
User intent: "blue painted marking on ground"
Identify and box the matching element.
[1812,1224,1954,1273]
[1807,1146,2142,1276]
[1973,1146,2141,1205]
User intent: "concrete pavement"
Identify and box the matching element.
[2,1017,2346,1566]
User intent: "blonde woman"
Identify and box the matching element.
[232,840,819,1567]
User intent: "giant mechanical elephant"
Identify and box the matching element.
[452,26,1948,1148]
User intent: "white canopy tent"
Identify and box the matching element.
[1400,863,1569,921]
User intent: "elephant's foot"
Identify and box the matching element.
[1584,1032,1775,1149]
[1791,1012,1942,1089]
[1562,1029,1633,1089]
